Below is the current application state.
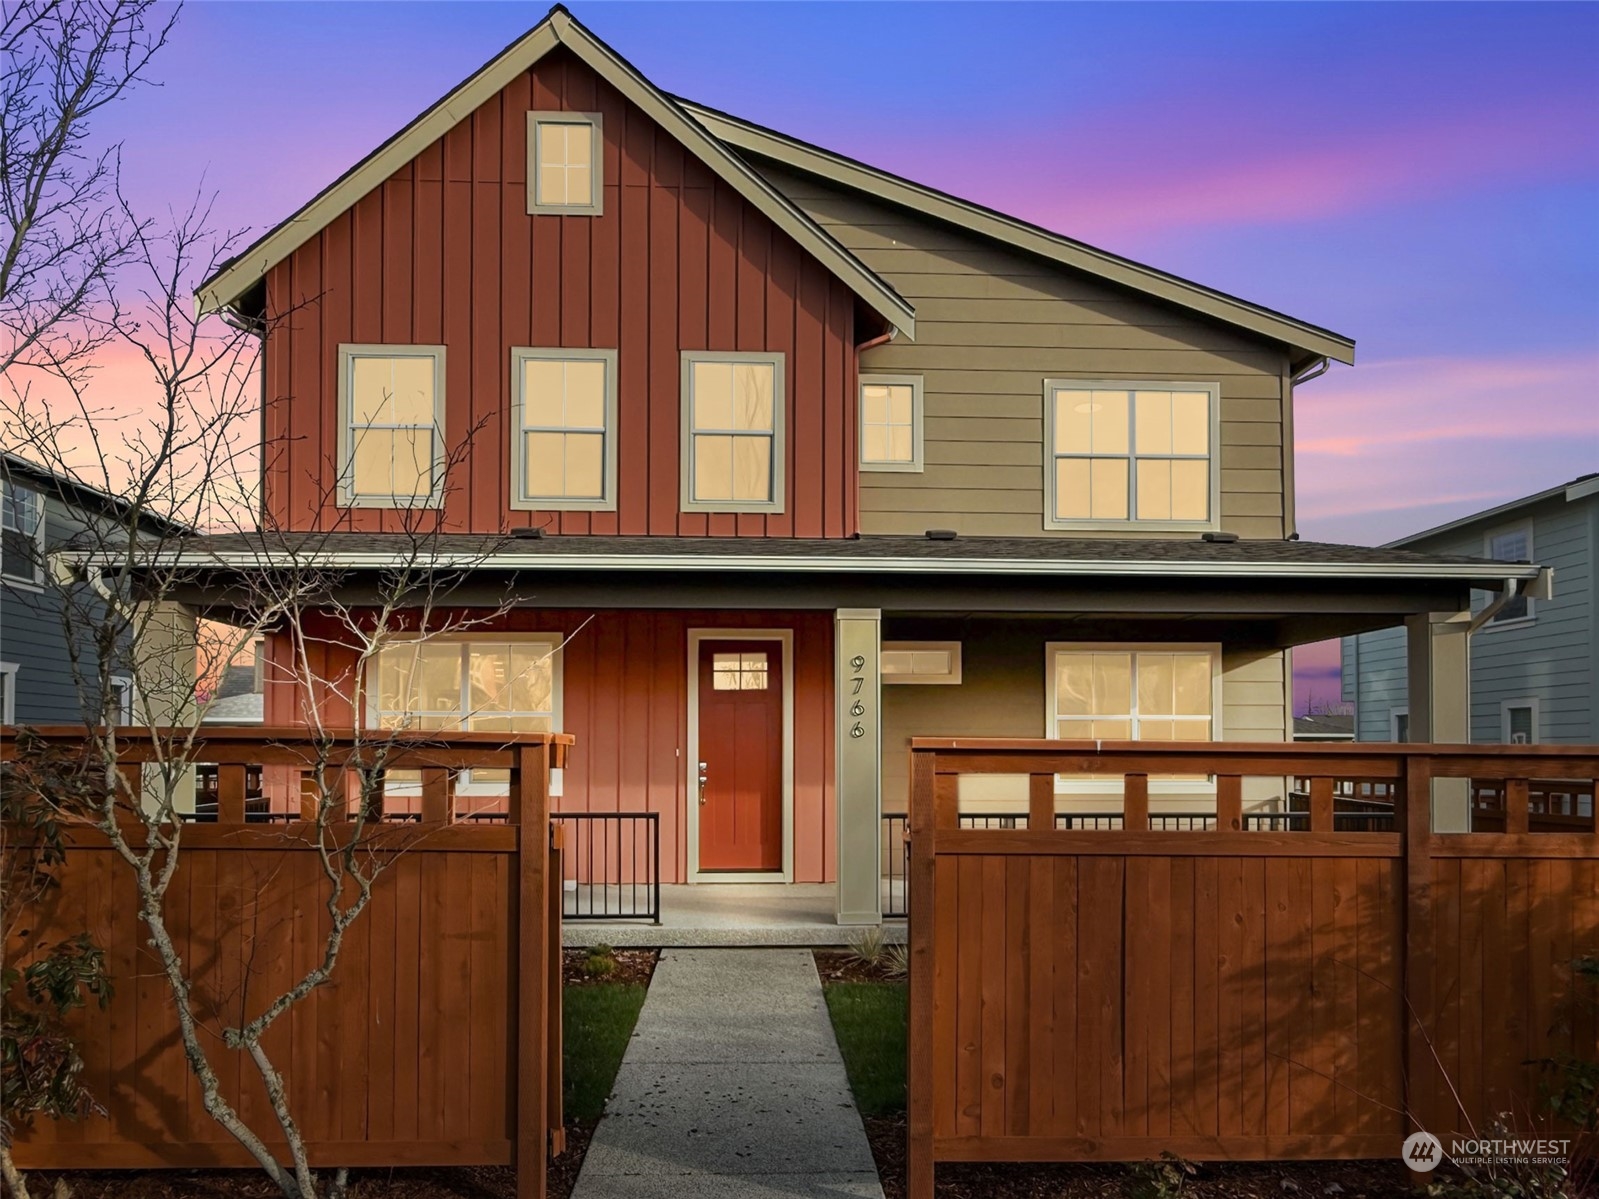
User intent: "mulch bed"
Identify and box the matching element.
[561,945,657,988]
[864,1113,1425,1198]
[815,948,906,985]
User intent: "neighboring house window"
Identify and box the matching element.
[1501,699,1538,745]
[337,345,446,508]
[881,642,961,684]
[511,348,618,510]
[1392,710,1410,743]
[680,352,785,513]
[368,635,561,794]
[1,481,44,585]
[0,663,16,723]
[859,375,923,472]
[1483,523,1534,625]
[1047,645,1218,741]
[1043,381,1218,530]
[527,113,602,215]
[107,675,135,725]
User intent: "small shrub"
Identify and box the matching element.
[1125,1151,1197,1199]
[883,942,910,979]
[846,926,887,969]
[1539,955,1599,1132]
[582,943,617,978]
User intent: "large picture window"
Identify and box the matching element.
[512,348,617,509]
[337,345,446,508]
[1043,381,1218,530]
[680,352,785,513]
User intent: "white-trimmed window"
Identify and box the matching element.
[881,642,961,685]
[1391,710,1410,743]
[0,663,16,723]
[368,635,562,794]
[860,374,923,472]
[1501,698,1538,745]
[1483,523,1535,626]
[337,345,446,508]
[527,113,602,215]
[680,352,785,513]
[512,348,617,510]
[1043,381,1218,530]
[1,480,44,585]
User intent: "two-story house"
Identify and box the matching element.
[1344,474,1598,746]
[169,7,1542,923]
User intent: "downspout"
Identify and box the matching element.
[1282,356,1329,542]
[850,326,898,537]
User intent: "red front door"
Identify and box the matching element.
[697,639,783,872]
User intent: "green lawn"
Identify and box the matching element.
[823,981,908,1117]
[563,983,647,1121]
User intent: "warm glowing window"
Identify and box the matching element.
[338,346,445,507]
[712,652,769,691]
[1044,382,1215,528]
[860,375,922,471]
[1049,647,1215,741]
[681,353,785,512]
[513,349,616,509]
[881,642,961,685]
[528,114,601,214]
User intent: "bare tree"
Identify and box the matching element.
[1,0,177,388]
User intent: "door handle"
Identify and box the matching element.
[698,762,708,804]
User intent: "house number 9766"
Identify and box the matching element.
[847,651,870,739]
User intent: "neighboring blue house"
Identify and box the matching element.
[1343,474,1599,744]
[0,453,188,726]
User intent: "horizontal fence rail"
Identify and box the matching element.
[0,726,572,1198]
[903,738,1599,1198]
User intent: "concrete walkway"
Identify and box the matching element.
[571,948,885,1198]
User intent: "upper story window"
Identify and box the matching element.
[1,480,44,585]
[859,374,923,472]
[527,113,603,215]
[1502,699,1538,745]
[512,348,617,511]
[680,352,785,514]
[1043,381,1218,531]
[1483,523,1534,626]
[336,345,446,509]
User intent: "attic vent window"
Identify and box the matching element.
[527,112,602,215]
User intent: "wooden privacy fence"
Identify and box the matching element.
[905,739,1599,1197]
[0,727,572,1199]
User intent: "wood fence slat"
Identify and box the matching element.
[1004,857,1030,1134]
[1050,856,1079,1139]
[1026,855,1055,1136]
[907,745,939,1199]
[1191,857,1220,1138]
[979,855,1007,1139]
[1168,858,1196,1137]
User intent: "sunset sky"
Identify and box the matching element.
[91,2,1599,712]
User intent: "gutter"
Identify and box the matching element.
[78,548,1549,584]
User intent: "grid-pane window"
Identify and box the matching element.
[1505,704,1536,745]
[530,116,600,213]
[683,355,783,510]
[1052,649,1213,741]
[340,347,443,505]
[1486,526,1532,623]
[860,376,921,470]
[1,482,42,583]
[1048,384,1213,525]
[515,350,614,507]
[712,652,769,691]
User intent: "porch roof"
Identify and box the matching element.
[146,531,1539,586]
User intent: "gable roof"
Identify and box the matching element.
[1386,473,1599,549]
[195,7,916,338]
[680,99,1357,370]
[1,452,193,536]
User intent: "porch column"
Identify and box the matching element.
[835,608,882,925]
[1404,610,1471,831]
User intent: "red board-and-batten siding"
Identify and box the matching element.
[264,47,863,538]
[262,610,838,884]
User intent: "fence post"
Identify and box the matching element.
[907,748,937,1199]
[1505,778,1529,836]
[513,740,552,1199]
[1216,775,1242,831]
[1402,752,1437,1167]
[1124,773,1149,830]
[546,822,565,1157]
[1027,771,1054,830]
[218,764,247,824]
[1309,777,1334,832]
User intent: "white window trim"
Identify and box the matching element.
[0,662,16,724]
[335,344,448,510]
[526,112,604,216]
[1,480,45,589]
[1391,709,1410,743]
[510,347,619,511]
[859,373,924,473]
[679,350,787,515]
[1042,378,1222,533]
[362,632,564,797]
[881,640,961,685]
[1480,521,1536,630]
[108,674,136,725]
[1044,641,1224,795]
[1500,697,1539,745]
